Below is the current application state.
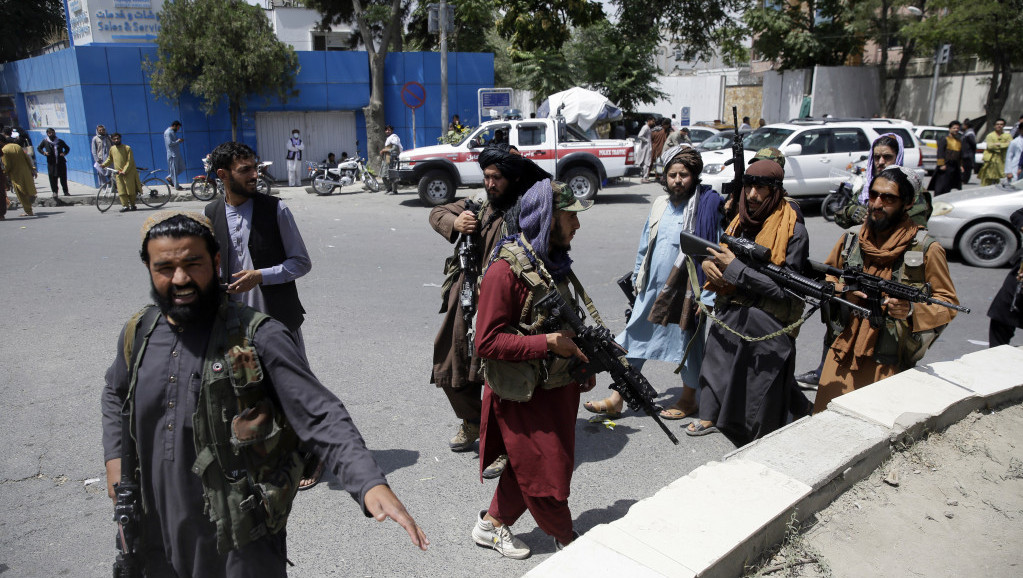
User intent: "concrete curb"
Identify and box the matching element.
[524,345,1023,578]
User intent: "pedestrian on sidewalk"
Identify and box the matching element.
[2,132,38,217]
[37,127,70,198]
[164,120,185,190]
[286,129,304,186]
[92,125,112,187]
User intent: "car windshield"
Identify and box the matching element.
[742,127,794,150]
[696,134,732,151]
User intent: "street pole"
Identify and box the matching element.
[927,46,940,125]
[440,0,448,139]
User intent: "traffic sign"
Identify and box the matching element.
[401,82,426,110]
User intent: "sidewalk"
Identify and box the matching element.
[524,345,1023,578]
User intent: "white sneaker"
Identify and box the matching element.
[472,511,531,559]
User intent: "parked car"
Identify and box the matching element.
[695,132,733,152]
[685,126,720,145]
[698,118,926,199]
[928,179,1023,267]
[914,125,986,176]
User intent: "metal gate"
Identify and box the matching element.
[255,111,358,181]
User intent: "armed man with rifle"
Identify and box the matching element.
[428,144,549,479]
[684,158,813,442]
[470,179,600,558]
[813,165,961,412]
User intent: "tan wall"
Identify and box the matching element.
[723,85,764,125]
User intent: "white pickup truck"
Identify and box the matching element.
[396,118,640,206]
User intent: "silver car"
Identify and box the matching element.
[929,180,1023,267]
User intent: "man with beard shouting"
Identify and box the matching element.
[102,211,428,577]
[202,142,321,488]
[814,166,959,412]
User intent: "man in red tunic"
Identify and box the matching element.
[470,179,596,558]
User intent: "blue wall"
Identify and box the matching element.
[0,47,494,185]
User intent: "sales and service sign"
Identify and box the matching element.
[66,0,166,46]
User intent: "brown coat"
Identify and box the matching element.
[430,197,511,389]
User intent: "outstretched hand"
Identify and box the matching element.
[364,484,429,551]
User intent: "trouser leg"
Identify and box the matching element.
[521,493,574,546]
[989,319,1017,348]
[488,464,528,528]
[48,172,59,196]
[13,185,33,215]
[444,382,483,422]
[59,172,68,194]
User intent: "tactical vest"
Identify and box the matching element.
[840,228,941,368]
[478,236,598,402]
[122,300,305,554]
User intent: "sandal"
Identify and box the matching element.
[685,421,720,437]
[583,398,623,418]
[659,398,698,420]
[298,458,325,491]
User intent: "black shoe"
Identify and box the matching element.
[63,191,70,196]
[175,186,184,191]
[119,207,130,213]
[130,205,138,211]
[795,370,819,387]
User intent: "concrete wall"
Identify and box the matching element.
[722,85,763,126]
[648,75,727,124]
[0,47,493,185]
[811,66,882,119]
[762,69,809,124]
[891,71,1023,127]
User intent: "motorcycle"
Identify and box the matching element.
[308,154,380,195]
[821,155,868,222]
[192,156,274,201]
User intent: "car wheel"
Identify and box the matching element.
[417,170,455,206]
[563,167,598,201]
[956,221,1018,268]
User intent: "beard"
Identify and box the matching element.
[151,278,221,328]
[668,181,695,204]
[226,172,257,198]
[868,207,904,233]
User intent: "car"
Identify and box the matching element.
[695,132,732,152]
[928,180,1023,267]
[685,126,720,145]
[914,125,986,175]
[698,118,926,199]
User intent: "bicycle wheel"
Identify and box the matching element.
[191,177,217,201]
[96,183,116,213]
[140,177,172,209]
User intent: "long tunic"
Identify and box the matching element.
[164,127,184,178]
[475,259,579,500]
[697,223,810,443]
[429,198,510,390]
[102,144,143,199]
[988,208,1023,330]
[102,312,386,577]
[1,142,37,203]
[815,235,958,411]
[618,194,717,386]
[636,124,652,173]
[979,130,1012,185]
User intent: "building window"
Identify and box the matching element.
[312,31,351,51]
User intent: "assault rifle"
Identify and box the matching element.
[533,289,679,445]
[720,106,745,224]
[679,232,873,322]
[616,272,636,319]
[458,199,482,357]
[112,411,143,578]
[809,261,970,328]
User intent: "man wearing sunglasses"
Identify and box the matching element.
[814,166,960,412]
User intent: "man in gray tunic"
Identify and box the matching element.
[164,121,185,190]
[102,211,428,577]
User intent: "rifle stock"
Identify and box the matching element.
[533,290,680,445]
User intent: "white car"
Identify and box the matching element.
[929,180,1023,267]
[699,119,926,198]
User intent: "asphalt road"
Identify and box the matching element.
[0,178,1012,577]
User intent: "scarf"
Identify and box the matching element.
[709,199,797,296]
[518,179,572,279]
[829,214,919,369]
[859,133,904,203]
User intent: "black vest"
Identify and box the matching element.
[205,194,305,331]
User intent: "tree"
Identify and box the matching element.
[851,0,925,117]
[0,0,66,63]
[565,20,666,111]
[145,0,298,141]
[615,0,752,67]
[745,0,866,70]
[405,0,496,53]
[302,0,404,162]
[902,0,1023,134]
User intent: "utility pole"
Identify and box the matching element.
[928,44,951,125]
[440,0,448,135]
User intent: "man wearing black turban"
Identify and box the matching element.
[428,143,550,478]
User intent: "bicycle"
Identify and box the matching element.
[96,166,172,213]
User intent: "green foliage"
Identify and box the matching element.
[565,20,666,111]
[0,0,66,63]
[437,124,472,144]
[406,0,496,53]
[511,49,575,103]
[145,0,298,139]
[745,0,865,70]
[496,0,605,58]
[615,0,753,67]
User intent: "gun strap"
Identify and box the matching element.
[684,257,816,342]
